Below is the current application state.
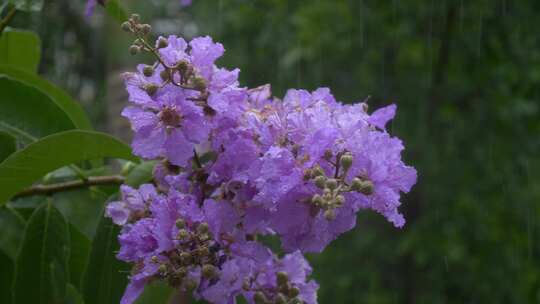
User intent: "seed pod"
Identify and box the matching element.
[140,24,152,35]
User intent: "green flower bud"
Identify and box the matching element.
[192,76,207,91]
[175,219,186,229]
[254,292,267,304]
[130,14,140,23]
[303,168,313,180]
[176,60,189,73]
[198,246,210,256]
[311,194,324,206]
[179,251,191,262]
[312,165,324,177]
[325,178,338,190]
[202,264,217,279]
[197,222,209,234]
[142,65,154,77]
[176,267,187,278]
[334,194,345,207]
[144,83,159,96]
[151,255,159,263]
[160,69,170,81]
[177,229,189,240]
[324,209,336,221]
[157,37,168,48]
[121,21,132,32]
[185,279,198,291]
[351,178,374,195]
[289,298,302,304]
[288,286,300,298]
[276,271,288,286]
[140,24,152,35]
[350,177,363,191]
[158,264,167,274]
[274,293,287,304]
[340,153,353,171]
[129,45,140,55]
[314,176,326,189]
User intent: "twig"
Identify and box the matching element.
[13,175,125,199]
[0,6,17,35]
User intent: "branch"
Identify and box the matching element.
[13,175,125,199]
[0,6,17,35]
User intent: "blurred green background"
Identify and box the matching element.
[13,0,540,303]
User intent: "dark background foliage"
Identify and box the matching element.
[13,0,540,303]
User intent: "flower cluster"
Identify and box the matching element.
[108,14,417,304]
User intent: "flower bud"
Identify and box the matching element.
[288,286,300,298]
[157,37,168,48]
[180,251,191,262]
[192,76,207,91]
[129,45,140,55]
[158,264,167,274]
[350,178,363,191]
[177,229,189,240]
[274,293,287,304]
[202,264,217,279]
[121,21,132,32]
[142,65,154,77]
[289,298,302,304]
[144,83,159,96]
[185,279,198,291]
[160,69,170,81]
[242,278,251,291]
[314,176,326,189]
[254,292,267,304]
[175,219,186,229]
[334,194,345,207]
[325,178,338,190]
[324,209,336,221]
[311,194,324,206]
[340,153,353,171]
[130,14,140,23]
[276,271,288,286]
[140,24,152,35]
[351,178,374,195]
[176,60,189,73]
[303,168,313,180]
[151,255,159,263]
[197,222,209,234]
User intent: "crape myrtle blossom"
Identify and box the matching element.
[109,14,417,304]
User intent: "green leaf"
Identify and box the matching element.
[0,65,93,130]
[13,202,70,304]
[0,206,25,259]
[0,130,137,205]
[0,131,16,162]
[125,160,158,187]
[68,224,91,290]
[0,29,41,72]
[66,283,85,304]
[105,0,129,23]
[135,281,174,304]
[0,76,75,143]
[82,214,129,304]
[0,250,14,304]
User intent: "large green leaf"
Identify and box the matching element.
[13,202,70,304]
[0,29,41,72]
[105,0,129,23]
[0,65,92,130]
[0,76,75,143]
[0,131,16,162]
[0,130,137,205]
[125,160,158,187]
[68,224,91,290]
[0,206,25,259]
[0,250,14,304]
[82,214,129,304]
